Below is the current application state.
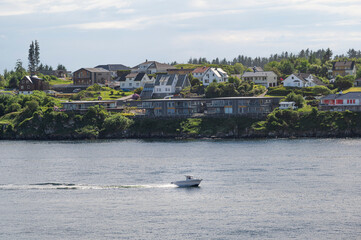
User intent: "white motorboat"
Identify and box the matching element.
[171,175,202,187]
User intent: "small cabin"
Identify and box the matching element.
[279,101,296,110]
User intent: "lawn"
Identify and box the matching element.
[49,78,73,86]
[342,87,361,93]
[53,89,134,101]
[83,90,133,101]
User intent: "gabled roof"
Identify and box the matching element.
[80,68,110,73]
[332,61,355,70]
[132,61,175,72]
[176,74,188,87]
[23,75,43,84]
[155,74,176,86]
[293,73,325,86]
[126,73,138,79]
[134,72,146,81]
[192,66,210,74]
[94,64,130,71]
[115,73,128,82]
[242,71,277,77]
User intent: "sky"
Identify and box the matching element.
[1,0,361,72]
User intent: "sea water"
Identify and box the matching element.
[1,139,361,239]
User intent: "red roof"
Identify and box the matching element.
[192,66,210,74]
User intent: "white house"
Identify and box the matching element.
[283,73,325,88]
[152,74,190,98]
[117,72,153,90]
[192,66,210,80]
[202,68,228,86]
[279,101,296,110]
[192,67,229,86]
[242,71,278,88]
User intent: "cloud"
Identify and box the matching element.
[64,9,244,30]
[176,30,361,46]
[0,0,132,16]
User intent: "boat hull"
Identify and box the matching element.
[171,179,202,187]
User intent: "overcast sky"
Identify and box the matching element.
[1,0,361,72]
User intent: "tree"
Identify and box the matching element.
[334,75,355,91]
[284,92,305,108]
[57,64,67,71]
[28,40,40,73]
[322,48,333,64]
[34,40,40,69]
[28,41,35,73]
[312,85,331,96]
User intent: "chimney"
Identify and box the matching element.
[253,66,256,73]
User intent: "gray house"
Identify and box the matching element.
[138,97,281,117]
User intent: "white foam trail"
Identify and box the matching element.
[0,183,177,190]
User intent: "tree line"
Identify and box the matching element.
[186,48,361,67]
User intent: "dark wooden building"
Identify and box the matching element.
[19,75,49,94]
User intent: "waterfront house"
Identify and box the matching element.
[95,64,130,78]
[319,92,361,111]
[279,101,296,110]
[241,71,277,88]
[73,68,111,86]
[283,73,325,88]
[19,75,49,95]
[329,61,356,78]
[138,97,281,117]
[62,100,117,111]
[131,60,176,74]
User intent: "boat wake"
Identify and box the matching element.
[0,183,176,191]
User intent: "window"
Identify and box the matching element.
[129,83,132,86]
[136,83,139,86]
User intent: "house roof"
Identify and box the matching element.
[242,71,277,77]
[321,92,361,100]
[134,72,146,81]
[155,74,176,86]
[176,74,188,87]
[82,68,110,73]
[332,61,355,70]
[248,66,264,72]
[293,73,325,86]
[94,64,130,71]
[320,94,340,100]
[337,92,361,99]
[192,66,210,74]
[132,61,176,72]
[126,73,138,79]
[115,73,128,82]
[23,75,43,84]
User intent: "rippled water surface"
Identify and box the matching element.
[1,139,361,239]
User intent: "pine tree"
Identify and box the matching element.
[28,41,35,73]
[34,40,40,70]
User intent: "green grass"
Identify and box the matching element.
[49,78,73,86]
[342,87,361,93]
[297,104,313,113]
[82,90,133,101]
